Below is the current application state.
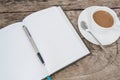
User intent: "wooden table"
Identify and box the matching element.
[0,0,120,80]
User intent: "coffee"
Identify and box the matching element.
[93,10,114,28]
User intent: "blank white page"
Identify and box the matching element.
[23,6,90,75]
[0,22,48,80]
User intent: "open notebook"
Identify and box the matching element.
[0,6,90,80]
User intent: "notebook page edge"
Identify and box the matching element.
[57,6,90,53]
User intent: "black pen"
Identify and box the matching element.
[23,25,45,64]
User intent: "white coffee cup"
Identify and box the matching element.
[88,6,120,33]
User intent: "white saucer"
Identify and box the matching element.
[78,6,120,45]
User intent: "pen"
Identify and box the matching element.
[23,25,52,80]
[23,25,45,64]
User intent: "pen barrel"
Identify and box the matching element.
[37,52,45,64]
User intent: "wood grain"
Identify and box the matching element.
[0,0,120,12]
[1,0,120,80]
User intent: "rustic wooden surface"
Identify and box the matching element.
[0,0,120,80]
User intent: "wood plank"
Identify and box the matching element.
[0,9,120,49]
[0,8,120,80]
[0,0,120,12]
[0,12,31,29]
